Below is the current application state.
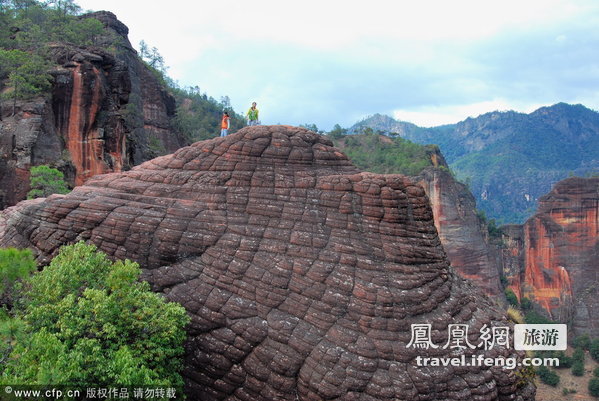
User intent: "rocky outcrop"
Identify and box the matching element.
[502,177,599,335]
[415,167,504,298]
[0,126,534,401]
[0,11,187,209]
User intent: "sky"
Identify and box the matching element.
[75,0,599,130]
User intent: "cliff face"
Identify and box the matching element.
[502,177,599,335]
[0,126,534,401]
[0,11,187,209]
[415,167,504,297]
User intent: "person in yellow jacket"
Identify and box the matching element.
[246,102,260,126]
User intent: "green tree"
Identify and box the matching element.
[2,242,190,387]
[590,377,599,397]
[61,16,104,45]
[45,0,81,19]
[0,248,36,306]
[138,39,149,59]
[27,165,69,199]
[524,310,555,324]
[0,49,52,113]
[328,124,347,139]
[300,123,320,133]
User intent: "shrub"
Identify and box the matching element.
[536,365,559,386]
[504,288,519,306]
[554,351,573,369]
[589,377,599,397]
[591,339,599,362]
[2,242,190,387]
[520,297,533,310]
[0,248,36,307]
[572,360,585,376]
[573,334,591,350]
[572,347,585,363]
[507,305,524,324]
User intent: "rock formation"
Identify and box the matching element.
[415,167,504,298]
[0,126,534,400]
[330,133,505,299]
[0,11,187,209]
[502,177,599,335]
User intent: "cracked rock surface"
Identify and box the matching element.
[0,126,534,401]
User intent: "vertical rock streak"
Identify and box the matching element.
[65,64,114,185]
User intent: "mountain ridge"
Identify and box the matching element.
[349,102,599,223]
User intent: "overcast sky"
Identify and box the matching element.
[76,0,599,130]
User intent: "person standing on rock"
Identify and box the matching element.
[220,111,230,137]
[246,102,260,126]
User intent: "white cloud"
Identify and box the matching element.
[74,0,599,130]
[393,100,545,127]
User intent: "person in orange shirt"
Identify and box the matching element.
[220,111,230,137]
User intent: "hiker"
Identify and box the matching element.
[220,111,230,137]
[246,102,260,126]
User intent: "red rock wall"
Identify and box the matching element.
[62,63,120,185]
[415,167,504,297]
[503,177,599,334]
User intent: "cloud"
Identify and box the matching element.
[76,0,599,130]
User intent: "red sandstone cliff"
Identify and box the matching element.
[414,165,504,298]
[0,11,187,209]
[502,177,599,335]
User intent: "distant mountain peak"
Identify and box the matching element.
[348,102,599,224]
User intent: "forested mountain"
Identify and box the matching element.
[350,103,599,223]
[0,0,244,208]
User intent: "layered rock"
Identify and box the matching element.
[0,11,187,209]
[0,127,534,400]
[415,167,504,298]
[502,177,599,335]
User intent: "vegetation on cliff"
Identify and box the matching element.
[0,242,189,388]
[327,129,439,176]
[170,86,246,142]
[0,0,107,104]
[135,40,246,141]
[26,165,70,199]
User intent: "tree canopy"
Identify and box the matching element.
[27,165,70,199]
[1,242,190,388]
